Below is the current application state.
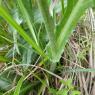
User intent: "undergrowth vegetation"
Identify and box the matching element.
[0,0,95,95]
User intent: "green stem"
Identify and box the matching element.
[36,0,56,60]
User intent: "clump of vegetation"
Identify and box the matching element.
[0,0,95,95]
[49,79,80,95]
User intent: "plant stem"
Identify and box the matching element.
[36,0,57,61]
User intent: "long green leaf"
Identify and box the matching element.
[17,0,38,45]
[36,0,56,61]
[0,6,46,58]
[13,76,24,95]
[56,0,76,37]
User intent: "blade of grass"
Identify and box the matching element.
[0,6,46,58]
[13,76,24,95]
[17,0,39,45]
[0,35,13,43]
[0,35,33,50]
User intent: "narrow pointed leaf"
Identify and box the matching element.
[13,76,24,95]
[0,6,46,58]
[17,0,38,45]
